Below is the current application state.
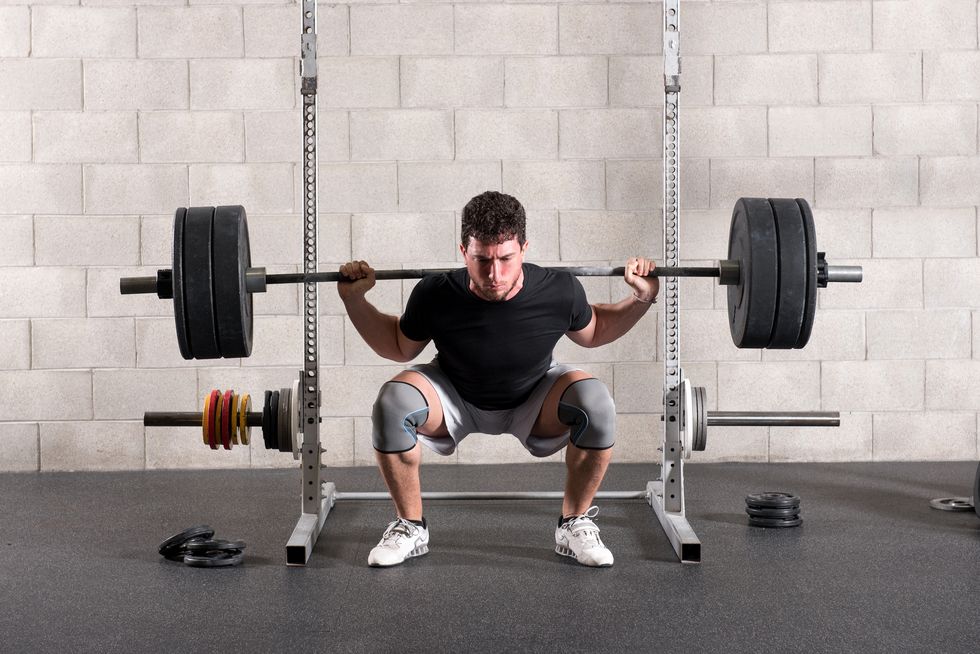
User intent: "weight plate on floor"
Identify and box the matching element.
[795,198,818,348]
[929,497,974,512]
[693,386,707,452]
[172,208,192,359]
[278,386,290,453]
[182,207,220,359]
[746,505,800,518]
[262,390,273,450]
[239,393,251,446]
[748,515,803,528]
[745,492,801,509]
[221,390,233,450]
[184,538,247,554]
[183,551,245,568]
[727,198,779,348]
[212,205,253,358]
[207,389,220,450]
[159,525,214,558]
[767,199,807,349]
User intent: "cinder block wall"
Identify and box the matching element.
[1,1,978,471]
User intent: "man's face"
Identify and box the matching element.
[460,236,528,302]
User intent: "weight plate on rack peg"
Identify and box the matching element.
[693,386,707,452]
[238,393,251,446]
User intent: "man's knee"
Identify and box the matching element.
[372,381,429,453]
[557,378,616,450]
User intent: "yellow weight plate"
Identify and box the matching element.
[238,393,251,446]
[202,391,212,446]
[230,392,239,446]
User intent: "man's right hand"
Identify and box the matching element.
[337,260,376,301]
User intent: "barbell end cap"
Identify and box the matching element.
[120,274,166,297]
[717,259,740,286]
[245,267,267,293]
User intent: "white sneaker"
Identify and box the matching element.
[368,517,429,567]
[554,506,614,567]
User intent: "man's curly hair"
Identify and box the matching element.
[460,191,527,248]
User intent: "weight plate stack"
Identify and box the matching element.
[767,199,807,349]
[212,205,254,358]
[158,525,214,561]
[796,198,818,348]
[182,207,221,359]
[728,198,779,348]
[745,492,802,528]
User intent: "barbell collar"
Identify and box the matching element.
[707,411,840,427]
[245,266,267,293]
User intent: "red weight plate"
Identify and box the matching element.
[221,390,233,450]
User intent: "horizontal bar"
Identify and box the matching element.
[120,276,158,295]
[144,411,262,427]
[826,265,863,284]
[330,490,650,501]
[707,411,839,427]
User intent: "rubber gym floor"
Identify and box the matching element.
[1,461,977,653]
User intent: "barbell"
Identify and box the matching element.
[119,198,861,360]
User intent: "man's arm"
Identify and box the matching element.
[566,257,659,349]
[338,261,429,363]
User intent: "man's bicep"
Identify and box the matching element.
[396,324,430,361]
[566,308,597,348]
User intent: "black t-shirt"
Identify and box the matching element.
[399,263,593,410]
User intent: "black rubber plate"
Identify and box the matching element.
[974,461,980,519]
[727,198,779,348]
[795,198,818,348]
[745,505,800,518]
[748,516,803,528]
[183,551,245,568]
[278,386,290,453]
[182,207,220,359]
[184,539,247,554]
[159,525,214,558]
[172,208,192,359]
[767,199,807,349]
[262,390,273,450]
[212,205,253,358]
[745,492,801,509]
[270,391,280,452]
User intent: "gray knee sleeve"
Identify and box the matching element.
[372,382,430,454]
[557,378,616,450]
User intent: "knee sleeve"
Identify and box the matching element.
[557,378,616,450]
[371,382,429,454]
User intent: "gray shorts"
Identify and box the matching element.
[406,358,582,458]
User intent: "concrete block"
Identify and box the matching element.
[245,5,348,58]
[456,109,557,160]
[710,158,814,209]
[681,310,761,363]
[875,105,977,156]
[0,164,81,214]
[251,264,300,316]
[236,315,306,368]
[502,161,604,210]
[924,51,980,101]
[84,59,187,110]
[762,311,866,362]
[524,211,560,262]
[559,211,661,262]
[0,371,92,421]
[0,112,31,163]
[718,362,820,411]
[87,266,172,318]
[0,320,29,369]
[559,109,660,159]
[247,110,348,163]
[679,261,717,310]
[0,268,85,318]
[0,59,81,110]
[351,213,455,264]
[140,112,243,163]
[920,157,980,206]
[35,215,139,266]
[677,209,729,260]
[190,59,293,110]
[40,421,143,471]
[350,5,452,55]
[682,106,767,158]
[683,2,767,55]
[814,158,919,208]
[0,7,29,56]
[32,318,136,369]
[976,312,980,359]
[770,412,872,462]
[32,7,135,58]
[874,0,977,50]
[189,164,293,214]
[456,5,557,55]
[147,425,250,470]
[403,57,503,108]
[689,425,769,463]
[0,215,33,265]
[823,361,925,412]
[609,55,713,107]
[94,368,198,419]
[320,365,407,416]
[351,110,453,161]
[398,162,500,212]
[85,164,186,214]
[925,259,980,308]
[505,56,605,107]
[139,215,172,267]
[867,310,971,360]
[318,57,399,109]
[819,53,921,104]
[138,7,241,58]
[874,207,976,258]
[769,106,872,157]
[241,213,349,266]
[820,258,920,310]
[0,423,38,472]
[34,111,137,164]
[768,1,872,52]
[607,414,661,464]
[135,318,208,369]
[928,361,980,411]
[813,208,873,258]
[558,4,657,55]
[606,158,710,211]
[715,55,817,105]
[317,163,398,213]
[873,412,977,461]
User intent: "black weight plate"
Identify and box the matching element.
[745,505,800,518]
[692,386,706,451]
[748,516,803,528]
[727,198,779,348]
[212,205,253,358]
[159,525,214,558]
[974,460,979,519]
[183,207,221,359]
[262,390,273,450]
[746,492,801,509]
[795,198,818,348]
[269,391,280,451]
[184,538,247,554]
[278,386,290,453]
[183,551,245,568]
[767,199,807,349]
[172,208,192,359]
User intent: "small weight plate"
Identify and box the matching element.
[291,379,301,458]
[159,525,214,558]
[172,208,192,359]
[727,198,779,348]
[748,515,803,528]
[239,393,251,446]
[262,390,273,450]
[746,505,800,518]
[795,199,818,348]
[746,492,801,509]
[278,386,290,453]
[229,392,239,446]
[221,390,233,450]
[269,391,280,452]
[183,207,221,359]
[680,379,693,459]
[183,551,245,568]
[213,390,223,450]
[767,199,807,349]
[207,389,220,450]
[212,205,254,358]
[184,538,247,554]
[928,497,974,512]
[693,386,707,452]
[202,390,212,446]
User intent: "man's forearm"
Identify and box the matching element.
[589,295,653,347]
[343,296,409,362]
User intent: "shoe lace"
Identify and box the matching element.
[379,518,416,548]
[565,506,603,548]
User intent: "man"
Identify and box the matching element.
[338,191,659,568]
